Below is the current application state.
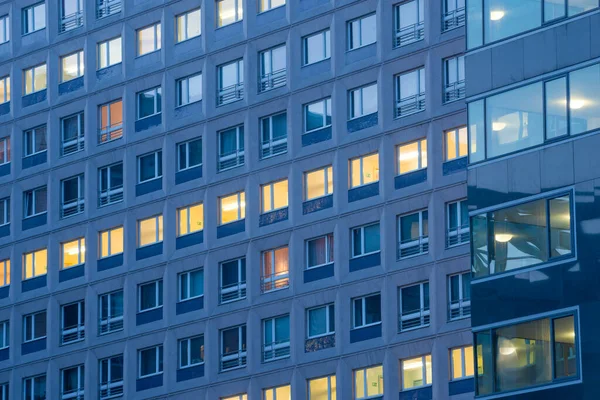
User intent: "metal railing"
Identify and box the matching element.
[444,80,466,103]
[218,83,244,106]
[446,226,470,247]
[261,137,287,159]
[99,316,123,335]
[60,11,83,33]
[61,388,85,400]
[99,380,123,400]
[449,299,471,320]
[259,69,287,92]
[220,282,247,303]
[220,350,247,371]
[443,7,466,31]
[218,149,245,171]
[98,124,123,144]
[97,0,122,19]
[99,186,123,207]
[397,236,429,259]
[61,198,85,218]
[262,340,291,362]
[394,21,424,48]
[399,307,431,331]
[395,93,426,118]
[261,272,289,293]
[62,135,85,156]
[62,323,85,344]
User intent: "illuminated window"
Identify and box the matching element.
[401,355,432,390]
[397,139,427,174]
[0,75,9,104]
[60,50,84,82]
[308,375,336,400]
[217,0,243,27]
[263,385,290,400]
[451,345,474,380]
[176,9,201,42]
[62,237,85,269]
[261,179,288,213]
[261,246,289,293]
[178,203,204,236]
[98,37,122,69]
[350,153,379,188]
[98,99,123,143]
[354,365,383,399]
[219,191,245,225]
[305,166,333,201]
[23,64,47,95]
[445,126,467,161]
[0,259,9,287]
[138,215,163,247]
[99,226,123,258]
[222,395,247,400]
[23,248,47,279]
[137,23,161,56]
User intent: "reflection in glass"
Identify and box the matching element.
[545,78,568,139]
[553,316,577,378]
[484,0,541,43]
[569,64,600,135]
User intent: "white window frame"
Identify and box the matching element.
[61,301,85,345]
[259,0,285,13]
[23,125,47,157]
[177,138,202,171]
[137,87,162,120]
[99,226,123,259]
[261,246,289,293]
[23,375,46,400]
[97,36,122,70]
[218,125,244,171]
[393,0,425,48]
[349,153,379,188]
[259,45,287,92]
[306,304,335,339]
[347,13,376,50]
[0,15,9,44]
[137,151,162,183]
[260,111,287,159]
[61,174,85,218]
[0,320,8,349]
[399,282,430,331]
[398,210,429,258]
[395,67,426,118]
[176,8,201,43]
[23,186,46,218]
[262,314,290,362]
[351,223,380,258]
[138,280,163,313]
[443,55,465,103]
[401,354,432,390]
[136,23,161,56]
[397,139,427,175]
[349,83,378,119]
[446,199,469,247]
[219,191,245,225]
[302,30,331,66]
[0,137,8,165]
[263,385,291,400]
[179,335,204,369]
[354,365,384,400]
[0,76,9,104]
[0,259,9,288]
[99,290,123,335]
[138,345,163,378]
[306,233,334,270]
[177,203,204,237]
[61,364,85,400]
[352,293,381,329]
[304,97,332,133]
[98,162,123,207]
[22,248,46,280]
[0,198,9,227]
[445,126,468,161]
[23,64,46,95]
[178,268,204,302]
[304,166,333,200]
[176,73,203,107]
[308,375,336,400]
[98,99,123,143]
[23,311,46,342]
[61,237,85,269]
[60,112,85,156]
[60,50,84,82]
[450,345,474,380]
[261,179,288,213]
[217,59,244,105]
[216,0,243,27]
[219,258,246,304]
[220,325,247,371]
[22,3,46,35]
[99,354,123,400]
[448,272,471,321]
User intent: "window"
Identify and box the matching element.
[451,345,474,380]
[61,301,85,344]
[0,321,7,349]
[217,0,243,27]
[179,269,204,301]
[443,0,466,31]
[23,248,47,280]
[308,375,336,400]
[397,139,427,174]
[218,125,244,171]
[350,153,379,188]
[0,137,8,166]
[62,237,85,269]
[0,384,6,400]
[24,186,47,218]
[178,203,204,236]
[348,14,376,50]
[444,55,465,103]
[23,125,47,157]
[263,315,290,362]
[138,151,162,183]
[139,280,163,312]
[97,0,122,19]
[306,234,334,269]
[99,355,123,400]
[220,258,246,303]
[398,210,429,258]
[22,3,46,34]
[445,126,467,161]
[177,138,202,171]
[448,272,471,320]
[259,45,286,92]
[61,174,85,218]
[179,335,204,368]
[61,365,84,400]
[177,73,202,106]
[99,290,123,335]
[60,112,85,156]
[354,365,383,399]
[176,8,201,42]
[0,198,7,228]
[61,50,84,82]
[395,68,425,117]
[223,396,247,400]
[60,0,83,32]
[23,311,46,342]
[23,64,47,95]
[218,59,244,105]
[139,346,163,378]
[305,98,332,133]
[99,163,124,206]
[307,304,335,338]
[23,375,46,400]
[446,200,469,247]
[401,355,432,390]
[99,99,123,143]
[475,314,578,395]
[0,259,9,287]
[0,76,9,104]
[305,166,333,201]
[220,325,247,371]
[261,246,289,293]
[472,194,572,278]
[399,282,430,331]
[263,385,291,400]
[351,223,380,258]
[98,37,122,69]
[219,191,245,225]
[138,215,163,247]
[349,83,377,119]
[352,293,381,329]
[259,0,285,12]
[394,0,424,47]
[137,87,161,119]
[99,226,124,258]
[137,23,161,56]
[261,179,288,213]
[260,112,287,159]
[0,15,8,45]
[303,30,330,66]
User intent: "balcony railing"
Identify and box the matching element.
[394,21,424,48]
[262,340,290,362]
[98,124,123,144]
[261,137,287,159]
[261,272,289,293]
[99,186,123,207]
[443,7,465,31]
[444,80,466,103]
[218,149,245,171]
[220,282,247,304]
[449,298,471,321]
[220,350,247,371]
[399,307,430,332]
[397,235,429,259]
[395,93,426,118]
[62,323,85,344]
[62,198,85,218]
[218,83,244,106]
[61,388,84,400]
[99,379,123,400]
[99,315,123,335]
[62,135,85,156]
[446,226,470,247]
[259,69,287,92]
[60,11,83,33]
[97,0,122,19]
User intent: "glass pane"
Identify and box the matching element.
[273,180,288,209]
[365,294,380,324]
[138,25,157,55]
[190,270,204,297]
[306,101,325,132]
[34,64,47,91]
[361,15,376,46]
[308,307,326,337]
[355,369,365,399]
[109,37,122,65]
[189,204,204,233]
[188,74,203,103]
[366,365,383,396]
[553,315,577,378]
[220,193,242,224]
[468,100,485,162]
[140,283,157,309]
[352,228,362,257]
[140,348,157,376]
[401,285,421,314]
[452,348,464,379]
[362,154,379,184]
[446,129,457,160]
[398,142,420,173]
[545,0,566,21]
[139,91,157,119]
[484,0,541,44]
[305,32,326,64]
[568,0,597,15]
[465,346,475,376]
[307,237,326,267]
[549,196,571,257]
[403,356,425,389]
[218,0,237,26]
[139,217,158,246]
[111,227,124,255]
[545,78,568,139]
[364,224,380,253]
[569,64,600,135]
[400,213,420,241]
[306,168,326,200]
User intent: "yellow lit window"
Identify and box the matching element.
[262,179,288,213]
[398,139,427,174]
[308,375,336,400]
[350,153,379,188]
[23,248,47,279]
[221,395,247,400]
[445,127,468,161]
[263,384,290,400]
[220,192,245,225]
[402,355,432,390]
[62,237,85,269]
[137,23,161,56]
[139,215,163,247]
[61,50,84,82]
[24,64,47,95]
[0,259,9,287]
[178,203,204,236]
[100,226,124,258]
[451,345,475,380]
[305,166,333,201]
[355,365,383,399]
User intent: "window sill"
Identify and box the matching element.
[216,20,243,30]
[136,112,162,122]
[138,306,163,314]
[97,62,123,72]
[307,332,335,340]
[21,28,46,37]
[175,99,202,109]
[136,49,161,59]
[306,262,333,271]
[258,4,286,14]
[177,163,203,173]
[179,294,204,303]
[352,321,381,330]
[302,57,331,68]
[346,41,377,53]
[175,35,202,45]
[138,372,163,380]
[401,384,432,392]
[304,125,332,135]
[351,250,381,260]
[178,362,205,370]
[137,241,164,249]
